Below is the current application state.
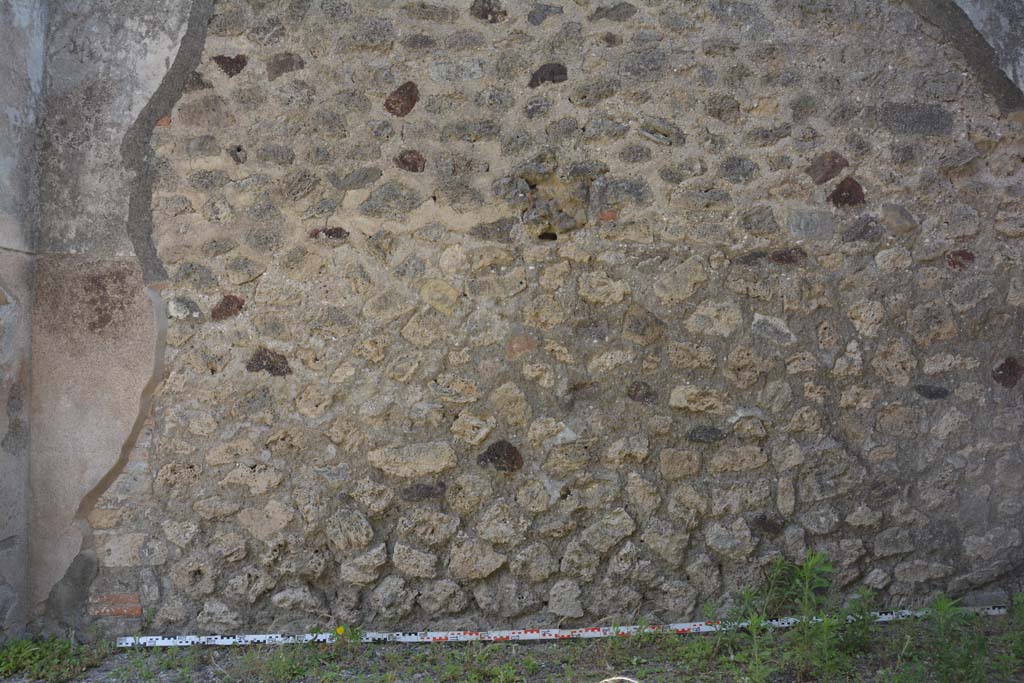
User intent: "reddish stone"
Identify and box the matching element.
[829,177,865,207]
[505,334,537,360]
[769,246,808,265]
[478,440,523,472]
[945,249,975,270]
[246,347,291,376]
[394,149,426,173]
[155,116,172,128]
[212,54,248,77]
[384,81,419,117]
[993,357,1023,388]
[211,294,245,321]
[599,209,619,221]
[89,593,143,618]
[804,151,849,185]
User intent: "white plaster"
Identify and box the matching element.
[11,0,47,97]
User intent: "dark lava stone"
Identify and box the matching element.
[739,205,778,234]
[478,440,524,472]
[400,482,446,501]
[829,177,865,207]
[309,226,350,242]
[524,96,552,119]
[246,347,291,376]
[183,71,213,93]
[878,102,953,136]
[528,3,563,25]
[622,306,663,346]
[804,151,848,185]
[394,149,427,172]
[227,144,247,164]
[471,217,516,242]
[705,93,740,123]
[329,166,382,192]
[945,249,975,271]
[470,0,507,23]
[211,294,245,321]
[171,297,203,322]
[914,384,951,400]
[735,251,768,265]
[212,54,248,77]
[720,156,758,183]
[175,262,217,289]
[993,357,1023,388]
[751,512,785,536]
[402,34,437,49]
[619,144,652,163]
[687,425,727,443]
[769,246,807,265]
[266,52,305,81]
[256,144,295,165]
[529,63,568,88]
[591,2,638,21]
[626,381,656,404]
[841,215,884,242]
[639,117,685,146]
[384,81,420,117]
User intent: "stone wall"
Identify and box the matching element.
[76,0,1024,635]
[2,0,1024,639]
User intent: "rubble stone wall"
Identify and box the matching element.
[35,0,1024,635]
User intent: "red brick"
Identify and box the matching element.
[89,593,142,618]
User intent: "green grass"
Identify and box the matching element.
[3,558,1024,682]
[0,638,111,682]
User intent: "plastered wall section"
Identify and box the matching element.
[954,0,1024,92]
[0,0,46,638]
[26,0,190,632]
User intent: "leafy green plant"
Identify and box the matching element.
[761,555,794,618]
[522,653,540,676]
[840,587,878,656]
[729,613,779,683]
[991,593,1024,680]
[776,551,837,680]
[790,551,835,617]
[926,594,987,683]
[876,630,924,683]
[811,612,852,680]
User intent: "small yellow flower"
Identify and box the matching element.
[335,626,346,636]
